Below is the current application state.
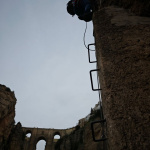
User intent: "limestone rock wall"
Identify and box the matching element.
[0,85,16,150]
[55,127,84,150]
[100,0,150,16]
[55,117,104,150]
[83,121,105,150]
[93,5,150,150]
[8,122,25,150]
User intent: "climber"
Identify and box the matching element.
[67,0,93,22]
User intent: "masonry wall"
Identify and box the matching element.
[93,5,150,150]
[22,127,75,150]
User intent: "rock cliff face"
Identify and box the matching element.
[8,122,25,150]
[0,85,16,150]
[0,85,24,150]
[93,2,150,150]
[101,0,150,16]
[55,111,105,150]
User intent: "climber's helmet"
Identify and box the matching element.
[67,1,75,16]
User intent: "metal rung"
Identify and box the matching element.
[88,43,97,63]
[91,120,107,142]
[90,69,101,91]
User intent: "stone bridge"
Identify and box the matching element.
[22,127,75,150]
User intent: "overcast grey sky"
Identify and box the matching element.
[0,0,98,130]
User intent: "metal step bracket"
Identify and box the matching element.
[90,69,101,91]
[88,43,97,63]
[91,120,107,142]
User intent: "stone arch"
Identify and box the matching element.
[36,136,47,150]
[23,129,33,150]
[25,130,32,141]
[36,136,47,144]
[53,132,61,143]
[25,130,32,134]
[25,130,32,137]
[22,127,75,150]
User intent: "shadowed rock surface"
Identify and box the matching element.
[55,116,104,150]
[93,4,150,150]
[8,122,24,150]
[0,85,16,150]
[101,0,150,16]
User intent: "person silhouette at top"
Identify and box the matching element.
[67,0,93,22]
